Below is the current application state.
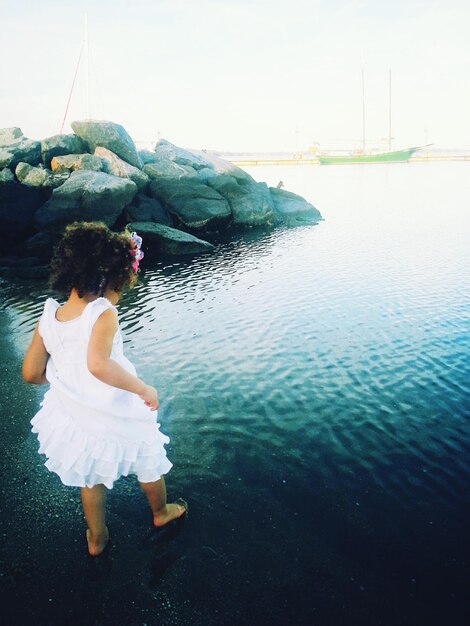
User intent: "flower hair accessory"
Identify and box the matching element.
[130,231,144,271]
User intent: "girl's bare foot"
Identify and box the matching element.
[153,499,188,528]
[86,526,109,556]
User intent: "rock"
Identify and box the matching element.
[154,139,209,171]
[35,170,138,233]
[143,160,198,181]
[0,127,23,145]
[270,187,322,226]
[50,153,103,173]
[197,167,219,183]
[0,263,49,279]
[0,181,50,242]
[138,149,158,165]
[145,146,277,228]
[0,138,41,169]
[152,140,255,187]
[95,147,149,190]
[127,221,214,256]
[207,174,240,196]
[154,140,255,186]
[125,193,172,226]
[15,162,50,186]
[18,231,59,261]
[142,139,214,182]
[191,150,255,184]
[47,172,72,189]
[15,162,70,189]
[0,123,321,259]
[208,176,276,226]
[41,134,88,168]
[0,168,15,182]
[149,179,231,231]
[71,120,143,169]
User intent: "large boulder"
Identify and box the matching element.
[138,149,159,165]
[125,193,172,226]
[196,167,219,183]
[15,162,70,189]
[149,178,231,230]
[95,147,149,190]
[41,134,88,168]
[154,140,255,184]
[145,142,278,228]
[35,170,138,233]
[0,127,23,145]
[51,153,103,173]
[18,231,60,262]
[191,150,255,184]
[127,221,214,256]
[0,137,41,169]
[71,120,143,169]
[0,181,50,242]
[270,187,322,226]
[208,176,276,227]
[15,162,49,186]
[143,160,198,181]
[154,139,210,171]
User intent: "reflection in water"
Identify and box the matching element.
[1,163,469,624]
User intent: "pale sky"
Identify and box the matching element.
[1,0,470,152]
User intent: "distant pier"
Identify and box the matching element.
[224,155,320,166]
[223,151,470,166]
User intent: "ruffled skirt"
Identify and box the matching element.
[31,396,173,489]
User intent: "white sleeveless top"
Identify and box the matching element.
[31,297,172,488]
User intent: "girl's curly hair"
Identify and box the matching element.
[49,222,138,297]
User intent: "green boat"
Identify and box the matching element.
[319,146,418,165]
[320,71,419,165]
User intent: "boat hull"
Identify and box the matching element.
[319,147,418,165]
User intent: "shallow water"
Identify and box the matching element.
[1,162,469,625]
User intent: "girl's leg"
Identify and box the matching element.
[81,484,109,556]
[139,477,186,527]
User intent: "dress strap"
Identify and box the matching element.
[38,298,60,336]
[80,297,118,340]
[38,298,62,352]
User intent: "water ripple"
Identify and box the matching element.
[3,164,470,512]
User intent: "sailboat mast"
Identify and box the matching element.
[388,69,392,151]
[362,69,366,152]
[85,13,90,119]
[59,38,84,133]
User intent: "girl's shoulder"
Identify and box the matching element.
[86,297,118,318]
[84,297,119,335]
[87,296,117,310]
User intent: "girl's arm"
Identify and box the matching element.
[87,308,158,411]
[22,323,49,384]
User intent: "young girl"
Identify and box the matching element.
[22,221,187,557]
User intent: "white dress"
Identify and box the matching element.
[31,297,173,489]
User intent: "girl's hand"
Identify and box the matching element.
[139,384,159,411]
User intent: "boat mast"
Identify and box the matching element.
[85,13,91,119]
[60,34,85,133]
[388,69,392,151]
[362,69,366,152]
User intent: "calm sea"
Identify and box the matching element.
[1,162,469,625]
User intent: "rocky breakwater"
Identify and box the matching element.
[0,120,322,274]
